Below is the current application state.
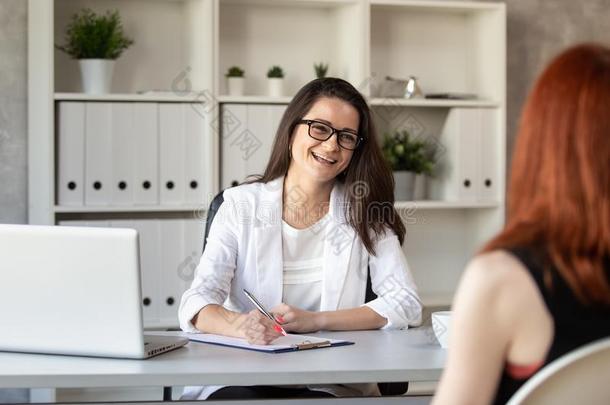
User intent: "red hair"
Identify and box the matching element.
[483,44,610,305]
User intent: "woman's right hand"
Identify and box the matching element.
[239,309,283,345]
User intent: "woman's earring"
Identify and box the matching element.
[288,145,292,158]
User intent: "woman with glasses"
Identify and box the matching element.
[179,78,422,400]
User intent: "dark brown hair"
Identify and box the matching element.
[482,44,610,305]
[250,78,405,255]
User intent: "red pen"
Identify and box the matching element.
[243,289,287,336]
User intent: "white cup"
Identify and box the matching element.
[431,311,452,349]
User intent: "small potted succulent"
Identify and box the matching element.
[225,66,245,96]
[382,129,435,200]
[314,62,328,79]
[56,8,134,94]
[266,65,285,97]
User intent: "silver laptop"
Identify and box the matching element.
[0,224,188,359]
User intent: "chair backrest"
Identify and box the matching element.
[201,190,377,303]
[507,337,610,405]
[202,191,225,253]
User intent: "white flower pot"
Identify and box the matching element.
[414,174,427,200]
[393,171,416,201]
[227,77,245,96]
[79,59,115,94]
[267,78,284,97]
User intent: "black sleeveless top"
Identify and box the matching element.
[493,247,610,404]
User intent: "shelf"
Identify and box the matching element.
[370,0,503,13]
[220,0,358,7]
[218,0,363,96]
[218,95,293,104]
[54,0,214,94]
[54,93,208,103]
[394,200,500,210]
[369,98,499,108]
[370,2,505,102]
[54,205,206,214]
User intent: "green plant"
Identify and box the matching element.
[267,65,284,78]
[56,8,134,59]
[225,66,245,77]
[314,62,328,78]
[382,130,435,175]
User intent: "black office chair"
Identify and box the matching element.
[201,190,409,396]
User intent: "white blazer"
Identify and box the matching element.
[178,177,423,399]
[179,177,422,333]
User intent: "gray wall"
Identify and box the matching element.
[0,0,27,225]
[0,3,30,403]
[503,0,610,160]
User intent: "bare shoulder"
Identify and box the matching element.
[459,250,542,320]
[464,250,533,291]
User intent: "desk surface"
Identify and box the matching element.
[0,328,446,389]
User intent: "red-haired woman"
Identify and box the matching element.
[433,44,610,405]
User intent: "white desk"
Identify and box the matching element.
[0,328,445,402]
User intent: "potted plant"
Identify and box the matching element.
[56,8,134,94]
[267,65,285,97]
[382,130,435,200]
[225,66,245,96]
[314,62,328,79]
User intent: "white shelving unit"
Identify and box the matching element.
[54,92,208,103]
[29,0,506,323]
[53,205,206,214]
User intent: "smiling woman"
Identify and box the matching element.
[178,78,422,400]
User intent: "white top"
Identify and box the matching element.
[281,214,329,312]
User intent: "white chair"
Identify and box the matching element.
[507,337,610,405]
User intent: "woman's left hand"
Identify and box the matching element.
[271,303,323,334]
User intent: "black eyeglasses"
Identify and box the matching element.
[298,119,363,150]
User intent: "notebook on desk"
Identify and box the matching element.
[188,333,354,353]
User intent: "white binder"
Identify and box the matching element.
[246,105,286,180]
[184,105,207,205]
[159,104,186,205]
[57,102,85,206]
[131,219,161,327]
[182,218,205,292]
[221,104,247,189]
[221,104,286,190]
[479,109,500,202]
[110,103,136,206]
[133,103,159,205]
[159,219,185,326]
[85,103,113,206]
[430,108,481,201]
